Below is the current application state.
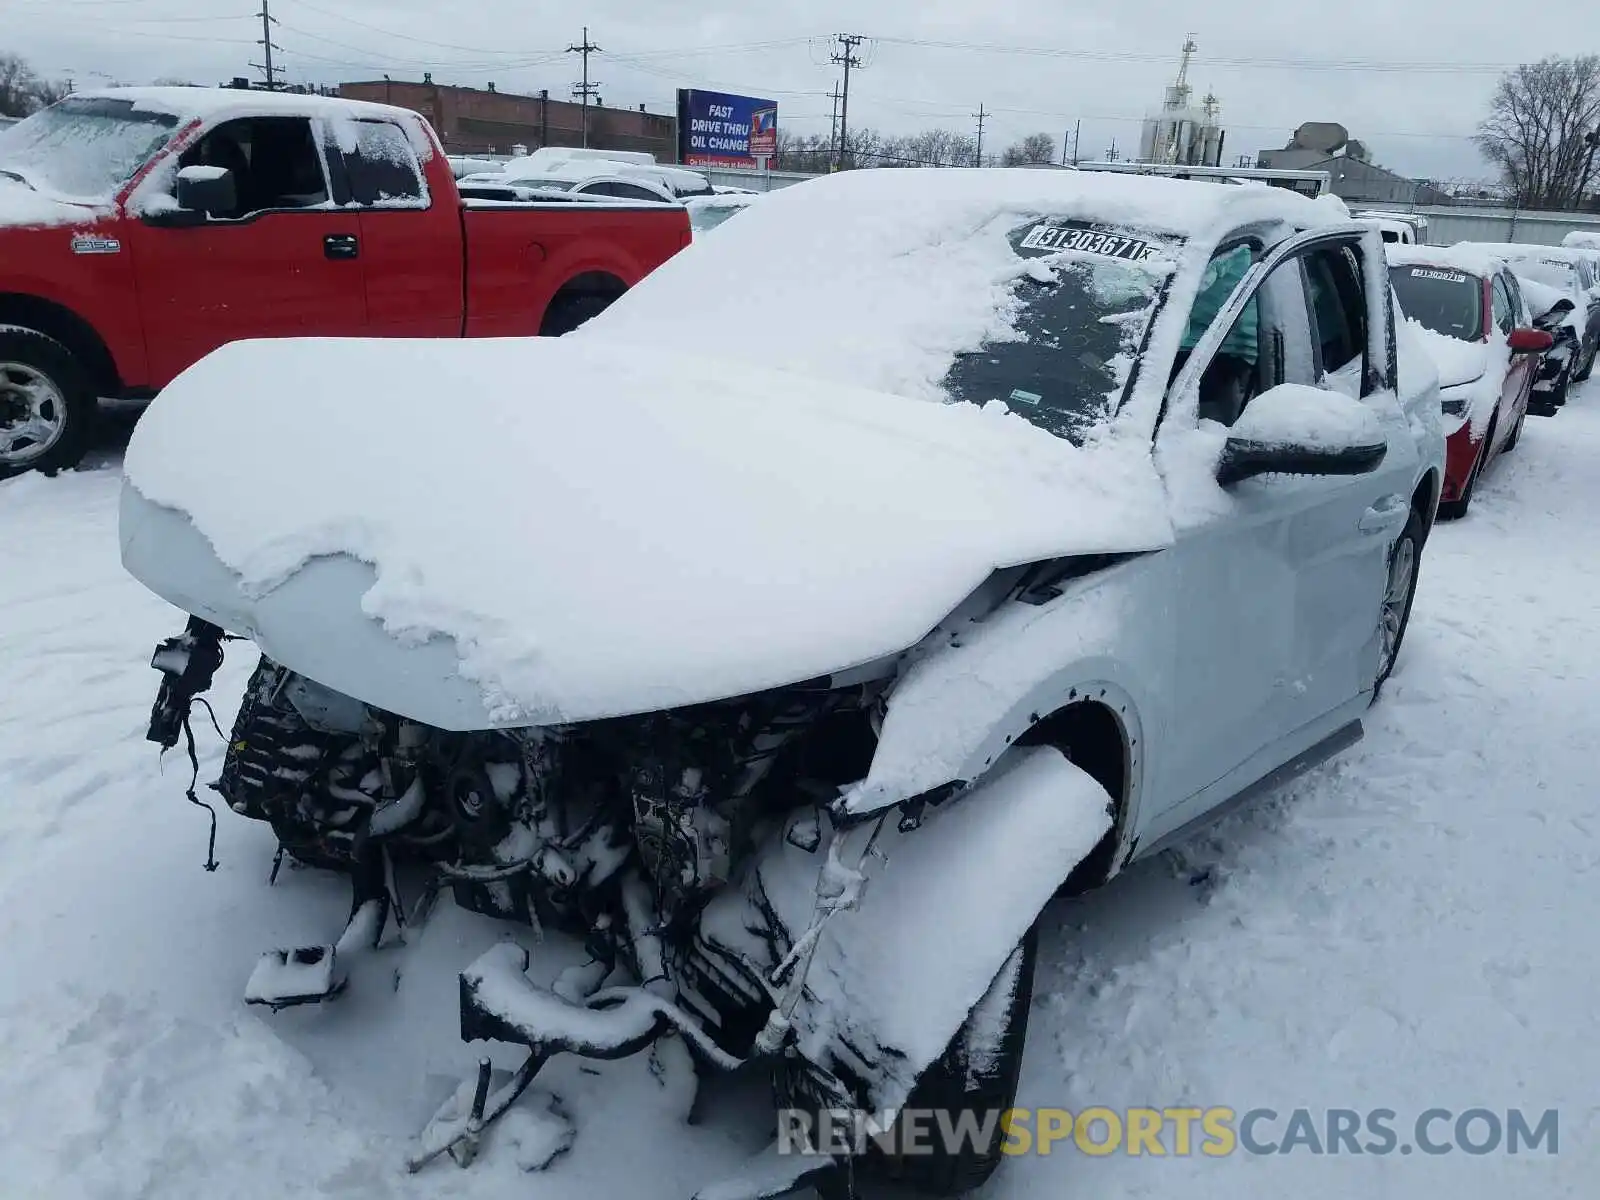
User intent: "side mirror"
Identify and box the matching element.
[175,165,236,218]
[1508,327,1554,354]
[1217,383,1388,486]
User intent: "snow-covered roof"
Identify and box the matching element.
[73,86,426,128]
[1561,230,1600,251]
[1386,242,1504,277]
[592,166,1351,403]
[1456,241,1586,268]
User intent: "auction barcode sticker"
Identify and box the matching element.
[1020,224,1161,262]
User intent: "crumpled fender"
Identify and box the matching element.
[695,745,1112,1114]
[837,556,1162,822]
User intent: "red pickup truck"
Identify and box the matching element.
[0,88,691,476]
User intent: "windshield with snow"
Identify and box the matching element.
[1389,264,1483,342]
[1512,258,1578,294]
[0,96,179,200]
[940,218,1177,445]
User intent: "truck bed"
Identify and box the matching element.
[461,200,692,338]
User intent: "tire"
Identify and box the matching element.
[0,328,97,478]
[540,290,621,337]
[1573,339,1596,383]
[1549,360,1573,407]
[879,923,1040,1196]
[1501,407,1525,454]
[1373,505,1426,701]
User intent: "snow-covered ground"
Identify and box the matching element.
[2,388,1596,1198]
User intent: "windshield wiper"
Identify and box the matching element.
[0,167,37,190]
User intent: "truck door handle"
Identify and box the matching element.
[1358,495,1407,535]
[324,233,359,260]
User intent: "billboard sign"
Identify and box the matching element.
[676,89,778,168]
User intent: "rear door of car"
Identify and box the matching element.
[332,118,465,338]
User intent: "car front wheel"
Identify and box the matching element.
[1374,506,1425,699]
[0,328,96,478]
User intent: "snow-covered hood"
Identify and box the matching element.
[1403,318,1489,390]
[121,335,1172,729]
[0,176,105,230]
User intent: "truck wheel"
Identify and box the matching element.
[880,922,1039,1196]
[0,328,97,478]
[540,291,619,337]
[1374,505,1425,701]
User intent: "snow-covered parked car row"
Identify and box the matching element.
[115,167,1447,1198]
[1385,244,1549,518]
[1380,236,1600,519]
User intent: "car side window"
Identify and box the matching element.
[1171,246,1317,427]
[1490,275,1515,336]
[340,121,427,208]
[609,182,669,202]
[177,116,330,219]
[1500,271,1528,325]
[1302,243,1367,388]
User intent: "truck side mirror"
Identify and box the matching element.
[175,165,237,218]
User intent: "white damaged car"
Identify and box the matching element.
[119,167,1445,1198]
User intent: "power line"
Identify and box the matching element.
[568,25,601,148]
[868,35,1521,74]
[831,33,865,171]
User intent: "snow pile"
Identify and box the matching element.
[1563,230,1600,250]
[1228,382,1385,449]
[123,334,1172,726]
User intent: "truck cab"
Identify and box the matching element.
[0,87,690,476]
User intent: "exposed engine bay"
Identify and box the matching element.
[141,613,1108,1200]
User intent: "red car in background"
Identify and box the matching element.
[1387,246,1552,519]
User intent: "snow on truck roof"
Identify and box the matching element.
[591,165,1352,402]
[73,86,428,129]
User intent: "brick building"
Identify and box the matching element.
[338,78,677,160]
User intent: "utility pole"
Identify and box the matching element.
[827,84,843,159]
[830,34,865,171]
[567,26,602,148]
[1072,118,1081,166]
[973,104,987,167]
[251,0,281,90]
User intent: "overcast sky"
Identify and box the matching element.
[11,0,1600,182]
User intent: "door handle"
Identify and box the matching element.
[1358,495,1407,535]
[324,233,359,260]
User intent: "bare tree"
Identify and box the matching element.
[1477,55,1600,210]
[0,53,39,118]
[30,76,71,109]
[1002,133,1057,166]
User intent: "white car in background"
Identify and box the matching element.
[1355,211,1428,245]
[467,153,712,200]
[1459,242,1600,400]
[457,165,678,205]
